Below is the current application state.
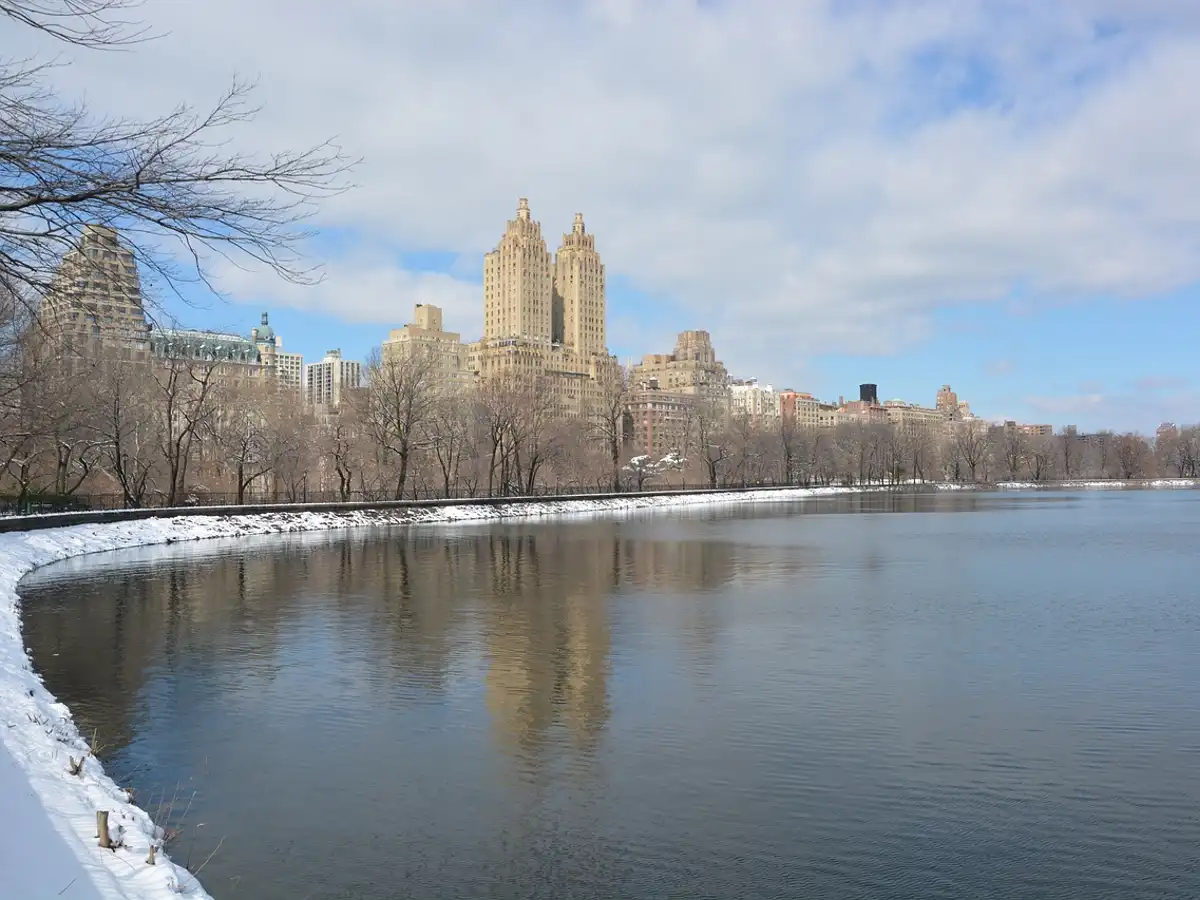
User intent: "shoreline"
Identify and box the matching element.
[0,481,1195,899]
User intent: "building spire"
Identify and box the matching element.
[517,197,530,221]
[573,212,585,234]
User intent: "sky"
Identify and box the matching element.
[13,0,1200,433]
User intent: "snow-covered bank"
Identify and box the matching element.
[0,486,860,900]
[935,479,1199,491]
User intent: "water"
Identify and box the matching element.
[19,490,1200,899]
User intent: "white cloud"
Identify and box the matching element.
[210,253,481,335]
[9,1,1200,383]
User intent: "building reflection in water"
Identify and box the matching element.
[21,513,824,770]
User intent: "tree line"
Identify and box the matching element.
[0,326,1192,511]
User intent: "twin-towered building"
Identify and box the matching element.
[385,198,619,418]
[472,199,618,416]
[484,200,606,356]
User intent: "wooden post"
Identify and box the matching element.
[97,811,112,849]
[146,844,157,865]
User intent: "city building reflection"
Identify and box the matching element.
[21,515,829,768]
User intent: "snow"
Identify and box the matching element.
[0,487,857,900]
[936,479,1199,491]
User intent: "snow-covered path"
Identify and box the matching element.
[0,743,109,899]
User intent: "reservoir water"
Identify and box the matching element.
[19,490,1200,899]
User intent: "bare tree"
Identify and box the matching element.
[778,413,799,484]
[270,401,312,501]
[2,0,352,321]
[317,401,366,501]
[364,346,439,500]
[507,376,559,495]
[478,374,518,496]
[1114,433,1149,479]
[0,293,49,484]
[953,419,989,482]
[41,352,104,495]
[215,380,277,503]
[882,425,905,484]
[1058,429,1082,480]
[904,427,936,483]
[999,428,1029,480]
[92,354,158,506]
[1083,431,1115,479]
[689,398,729,489]
[727,413,758,487]
[148,357,219,505]
[1181,427,1200,478]
[1027,435,1056,481]
[587,362,629,492]
[424,389,473,499]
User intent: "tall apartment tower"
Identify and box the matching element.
[936,384,960,420]
[553,213,605,355]
[484,198,553,343]
[305,349,362,408]
[41,225,150,343]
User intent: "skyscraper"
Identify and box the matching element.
[553,213,606,356]
[471,199,617,418]
[41,225,150,344]
[483,198,553,344]
[305,349,362,408]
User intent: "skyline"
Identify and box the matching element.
[11,1,1200,433]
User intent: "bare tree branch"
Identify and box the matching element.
[2,1,357,326]
[1,0,152,49]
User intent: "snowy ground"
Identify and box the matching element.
[0,487,869,900]
[937,479,1199,491]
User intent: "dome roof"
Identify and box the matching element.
[254,311,275,343]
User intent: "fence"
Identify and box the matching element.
[0,480,809,517]
[0,480,853,533]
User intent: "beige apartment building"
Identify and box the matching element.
[1005,421,1054,437]
[729,378,781,420]
[382,303,472,391]
[816,403,847,429]
[629,331,728,402]
[470,199,618,419]
[41,225,151,344]
[625,331,730,456]
[883,400,948,437]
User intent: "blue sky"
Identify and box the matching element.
[19,1,1200,434]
